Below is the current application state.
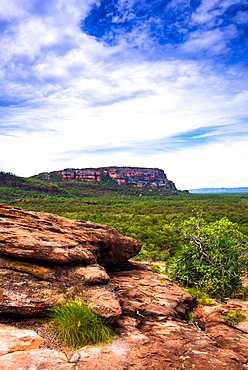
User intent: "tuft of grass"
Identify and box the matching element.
[151,264,161,273]
[223,308,246,326]
[49,298,115,349]
[185,288,214,306]
[186,311,193,323]
[151,263,168,274]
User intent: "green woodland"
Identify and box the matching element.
[1,173,248,299]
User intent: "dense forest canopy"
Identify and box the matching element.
[1,172,248,298]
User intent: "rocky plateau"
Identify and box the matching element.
[35,166,177,190]
[0,204,248,369]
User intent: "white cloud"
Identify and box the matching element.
[0,0,29,20]
[233,91,248,103]
[191,0,244,25]
[150,139,248,189]
[234,10,248,24]
[181,26,237,56]
[0,0,247,188]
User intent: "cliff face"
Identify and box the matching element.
[37,167,177,190]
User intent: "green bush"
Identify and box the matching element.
[169,217,247,299]
[49,299,115,349]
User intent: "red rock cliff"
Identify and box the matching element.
[36,167,177,190]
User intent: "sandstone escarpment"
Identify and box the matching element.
[36,166,177,190]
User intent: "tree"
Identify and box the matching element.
[169,217,247,298]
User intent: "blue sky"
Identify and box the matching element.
[0,0,247,189]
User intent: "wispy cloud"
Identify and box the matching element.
[58,122,248,159]
[0,0,247,188]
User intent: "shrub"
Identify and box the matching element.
[49,298,115,349]
[169,217,247,299]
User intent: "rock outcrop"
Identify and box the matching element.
[1,261,248,369]
[1,203,248,369]
[193,299,248,364]
[35,166,177,190]
[0,203,140,318]
[0,203,140,265]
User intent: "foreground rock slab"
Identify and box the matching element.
[0,349,74,370]
[1,261,247,369]
[0,204,140,265]
[107,261,246,370]
[0,204,141,318]
[0,204,247,369]
[0,324,43,356]
[194,299,248,364]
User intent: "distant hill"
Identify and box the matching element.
[190,187,248,193]
[0,171,60,194]
[0,168,180,201]
[33,166,177,190]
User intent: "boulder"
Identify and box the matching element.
[0,204,140,265]
[0,204,140,318]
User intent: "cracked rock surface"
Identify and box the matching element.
[0,204,140,318]
[1,204,248,369]
[1,261,248,369]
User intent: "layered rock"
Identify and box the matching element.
[193,299,248,363]
[1,203,248,369]
[36,167,177,190]
[1,261,248,369]
[0,204,140,318]
[0,203,140,265]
